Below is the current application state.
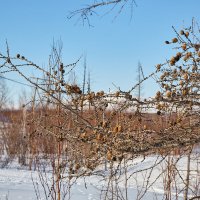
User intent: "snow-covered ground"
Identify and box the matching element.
[0,167,101,200]
[0,167,159,200]
[0,154,199,200]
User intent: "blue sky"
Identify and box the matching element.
[0,0,200,103]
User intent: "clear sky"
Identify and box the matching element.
[0,0,200,103]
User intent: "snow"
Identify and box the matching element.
[0,154,199,200]
[0,168,38,200]
[0,168,158,200]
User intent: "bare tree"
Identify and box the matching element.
[0,20,200,199]
[68,0,137,25]
[0,76,8,109]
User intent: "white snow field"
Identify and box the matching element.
[0,167,157,200]
[0,154,199,200]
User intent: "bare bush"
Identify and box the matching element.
[0,20,199,199]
